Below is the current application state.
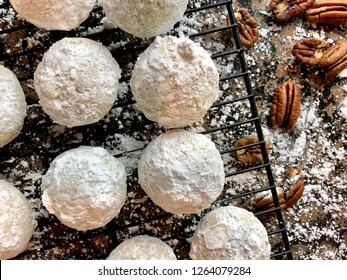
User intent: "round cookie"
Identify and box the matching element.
[101,0,188,38]
[9,0,96,31]
[0,65,26,148]
[138,129,225,214]
[34,37,121,127]
[189,205,271,260]
[0,180,36,260]
[130,36,220,128]
[107,235,177,260]
[41,146,127,231]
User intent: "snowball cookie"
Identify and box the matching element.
[130,36,220,128]
[41,146,127,231]
[107,235,177,260]
[0,180,36,260]
[0,65,26,148]
[138,130,225,214]
[9,0,96,31]
[189,205,271,260]
[101,0,188,38]
[34,37,121,127]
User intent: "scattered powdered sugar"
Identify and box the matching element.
[218,1,346,260]
[290,25,328,43]
[258,89,346,259]
[0,0,346,260]
[101,133,145,175]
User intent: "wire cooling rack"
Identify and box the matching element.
[0,0,293,259]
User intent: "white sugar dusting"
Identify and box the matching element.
[0,0,345,260]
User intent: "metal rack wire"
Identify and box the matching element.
[0,0,293,259]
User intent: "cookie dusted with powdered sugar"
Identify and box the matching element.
[189,205,271,260]
[0,65,26,148]
[101,0,188,38]
[0,180,36,260]
[138,130,225,214]
[34,38,121,127]
[41,146,127,231]
[130,36,220,128]
[9,0,96,31]
[107,235,177,260]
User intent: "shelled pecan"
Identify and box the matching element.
[252,187,286,218]
[269,80,301,130]
[305,0,347,25]
[234,8,259,49]
[318,40,347,78]
[285,179,305,208]
[292,38,331,65]
[270,0,315,22]
[234,136,270,164]
[285,165,302,179]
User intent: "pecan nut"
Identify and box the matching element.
[269,80,301,130]
[285,165,302,178]
[234,136,270,164]
[318,40,347,78]
[305,0,347,25]
[270,0,315,21]
[285,179,305,208]
[234,8,259,49]
[292,38,331,65]
[252,187,286,218]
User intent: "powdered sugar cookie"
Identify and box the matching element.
[107,235,177,260]
[9,0,96,31]
[41,146,127,231]
[138,130,225,214]
[189,205,271,260]
[34,37,121,127]
[0,65,26,148]
[101,0,188,38]
[130,36,219,128]
[0,180,36,260]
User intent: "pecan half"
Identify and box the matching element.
[234,8,259,49]
[270,0,315,21]
[269,80,301,130]
[292,38,331,65]
[285,179,305,208]
[318,40,347,78]
[234,136,270,164]
[252,187,286,218]
[305,0,347,25]
[285,165,301,178]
